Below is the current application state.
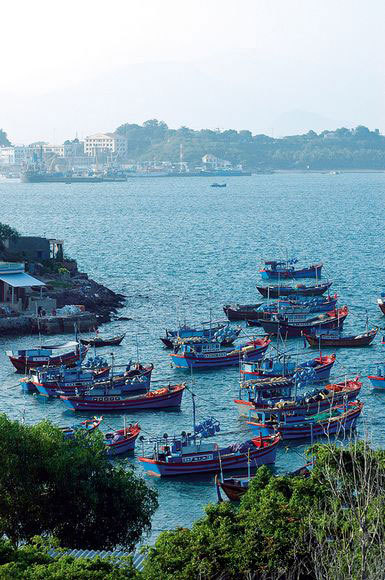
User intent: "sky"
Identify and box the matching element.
[1,0,384,143]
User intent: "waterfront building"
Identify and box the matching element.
[84,133,127,158]
[3,237,64,262]
[0,262,54,314]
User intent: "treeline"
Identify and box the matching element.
[0,128,11,147]
[115,120,385,169]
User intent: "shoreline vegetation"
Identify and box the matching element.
[114,121,385,171]
[1,427,385,579]
[3,123,385,172]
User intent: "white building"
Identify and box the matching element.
[0,146,34,165]
[84,133,127,158]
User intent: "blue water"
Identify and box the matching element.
[1,173,385,539]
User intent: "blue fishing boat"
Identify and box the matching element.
[259,259,323,280]
[160,322,238,348]
[247,400,363,440]
[257,281,332,298]
[25,361,153,397]
[170,337,271,369]
[240,353,336,382]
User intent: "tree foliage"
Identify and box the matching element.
[115,120,385,169]
[0,537,139,579]
[142,441,385,580]
[0,415,158,551]
[0,223,19,243]
[0,129,11,147]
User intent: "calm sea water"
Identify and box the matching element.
[1,172,385,539]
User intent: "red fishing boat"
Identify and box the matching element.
[104,423,141,456]
[6,341,88,372]
[60,383,186,412]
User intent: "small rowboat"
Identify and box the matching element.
[6,342,88,372]
[104,423,141,456]
[80,333,126,347]
[60,383,186,412]
[247,401,363,440]
[259,306,348,338]
[138,433,280,477]
[60,416,103,439]
[256,281,332,298]
[259,259,323,280]
[215,463,312,501]
[304,328,378,348]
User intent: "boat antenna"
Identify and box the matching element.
[136,330,140,363]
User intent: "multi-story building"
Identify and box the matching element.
[84,133,127,158]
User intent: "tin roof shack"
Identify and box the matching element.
[0,262,55,316]
[3,237,64,262]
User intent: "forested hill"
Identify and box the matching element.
[116,121,385,170]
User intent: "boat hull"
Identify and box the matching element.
[248,404,363,440]
[260,264,322,280]
[235,380,362,419]
[60,384,185,412]
[368,376,385,389]
[170,343,269,369]
[256,282,332,298]
[259,311,347,338]
[8,350,87,372]
[305,330,377,348]
[240,357,335,382]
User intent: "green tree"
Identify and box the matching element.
[0,129,11,147]
[142,442,385,579]
[0,415,158,551]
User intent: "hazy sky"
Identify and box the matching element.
[1,0,384,143]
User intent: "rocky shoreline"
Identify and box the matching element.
[49,273,126,323]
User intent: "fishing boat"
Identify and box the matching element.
[215,463,312,502]
[167,326,242,351]
[80,333,126,347]
[160,322,230,349]
[6,341,88,372]
[247,400,363,440]
[235,377,362,419]
[377,294,385,315]
[139,433,279,477]
[240,353,336,382]
[60,416,103,439]
[259,259,323,280]
[256,281,332,298]
[304,328,377,348]
[60,383,186,412]
[104,422,141,456]
[258,306,348,338]
[27,362,153,397]
[170,337,271,369]
[223,303,263,321]
[245,296,339,326]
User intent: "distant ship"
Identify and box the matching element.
[126,169,252,178]
[21,170,127,183]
